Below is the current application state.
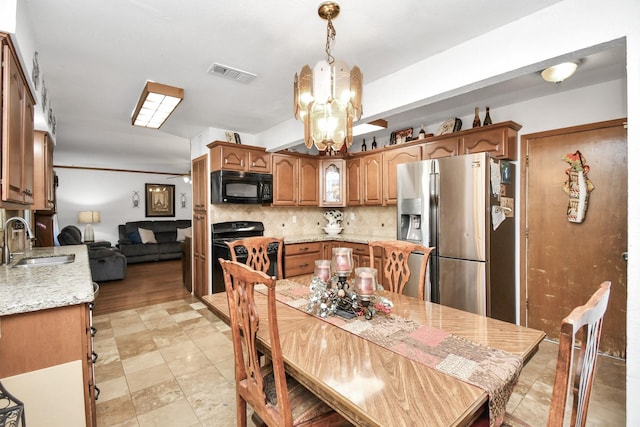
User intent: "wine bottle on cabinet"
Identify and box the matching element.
[483,106,492,126]
[473,107,481,128]
[361,139,367,151]
[372,137,377,149]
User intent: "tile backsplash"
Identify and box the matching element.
[211,205,396,239]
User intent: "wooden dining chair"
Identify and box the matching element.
[226,236,284,279]
[546,281,611,427]
[219,259,349,427]
[368,240,434,300]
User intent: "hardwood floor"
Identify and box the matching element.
[93,259,191,316]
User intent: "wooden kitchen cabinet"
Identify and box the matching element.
[319,158,346,207]
[208,140,271,173]
[1,34,36,207]
[192,211,209,297]
[0,303,97,426]
[346,157,362,206]
[284,241,322,277]
[422,136,459,159]
[272,153,319,206]
[362,153,383,205]
[32,130,55,210]
[383,145,421,205]
[192,154,208,210]
[191,153,209,297]
[457,121,521,160]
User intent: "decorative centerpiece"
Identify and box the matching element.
[323,209,343,235]
[306,248,393,320]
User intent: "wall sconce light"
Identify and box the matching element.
[180,193,187,208]
[131,81,184,129]
[132,191,140,208]
[541,62,578,83]
[78,210,101,242]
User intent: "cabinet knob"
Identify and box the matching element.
[91,351,98,363]
[94,385,101,401]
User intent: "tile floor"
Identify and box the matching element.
[93,296,626,426]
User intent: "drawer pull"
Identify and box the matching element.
[90,326,97,337]
[94,385,101,401]
[300,263,309,268]
[91,351,98,363]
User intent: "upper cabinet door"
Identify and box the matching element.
[383,145,421,205]
[1,40,35,207]
[319,159,346,207]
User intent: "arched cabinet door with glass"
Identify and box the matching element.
[319,159,346,207]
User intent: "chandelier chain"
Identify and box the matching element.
[325,17,336,65]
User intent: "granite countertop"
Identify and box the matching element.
[283,233,397,245]
[0,245,95,317]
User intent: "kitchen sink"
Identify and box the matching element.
[13,254,76,267]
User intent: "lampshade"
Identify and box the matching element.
[131,81,184,129]
[541,62,578,83]
[294,2,363,153]
[78,211,101,224]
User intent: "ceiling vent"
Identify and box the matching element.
[207,63,257,83]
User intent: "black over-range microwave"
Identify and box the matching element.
[211,170,273,204]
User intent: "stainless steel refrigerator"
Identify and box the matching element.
[396,152,516,323]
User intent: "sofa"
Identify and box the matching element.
[117,220,192,264]
[57,225,127,282]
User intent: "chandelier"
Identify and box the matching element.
[293,2,363,152]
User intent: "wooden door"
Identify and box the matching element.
[298,157,319,206]
[383,145,422,205]
[192,154,207,210]
[362,153,383,205]
[346,158,362,206]
[521,119,627,357]
[272,154,297,206]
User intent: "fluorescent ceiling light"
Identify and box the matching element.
[131,81,184,129]
[541,62,578,83]
[352,119,388,137]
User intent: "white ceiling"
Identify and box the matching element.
[21,0,625,175]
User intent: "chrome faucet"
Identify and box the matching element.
[3,217,34,265]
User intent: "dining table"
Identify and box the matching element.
[201,278,545,427]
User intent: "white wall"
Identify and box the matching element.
[55,168,192,245]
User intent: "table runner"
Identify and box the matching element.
[257,280,523,427]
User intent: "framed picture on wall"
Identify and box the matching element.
[145,183,175,217]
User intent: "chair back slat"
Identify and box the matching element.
[368,240,434,300]
[547,281,611,427]
[220,258,292,426]
[226,236,284,279]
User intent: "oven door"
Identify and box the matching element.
[212,240,279,293]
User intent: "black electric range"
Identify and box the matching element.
[211,221,279,293]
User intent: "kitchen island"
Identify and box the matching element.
[0,245,97,427]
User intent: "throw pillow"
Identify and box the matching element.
[176,227,191,242]
[138,228,157,244]
[127,231,142,244]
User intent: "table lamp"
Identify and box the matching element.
[78,210,101,242]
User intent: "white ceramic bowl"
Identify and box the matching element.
[323,227,343,235]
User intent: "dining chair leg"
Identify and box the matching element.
[237,393,247,427]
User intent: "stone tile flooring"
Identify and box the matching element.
[93,296,626,426]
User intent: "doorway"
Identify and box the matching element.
[520,118,627,357]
